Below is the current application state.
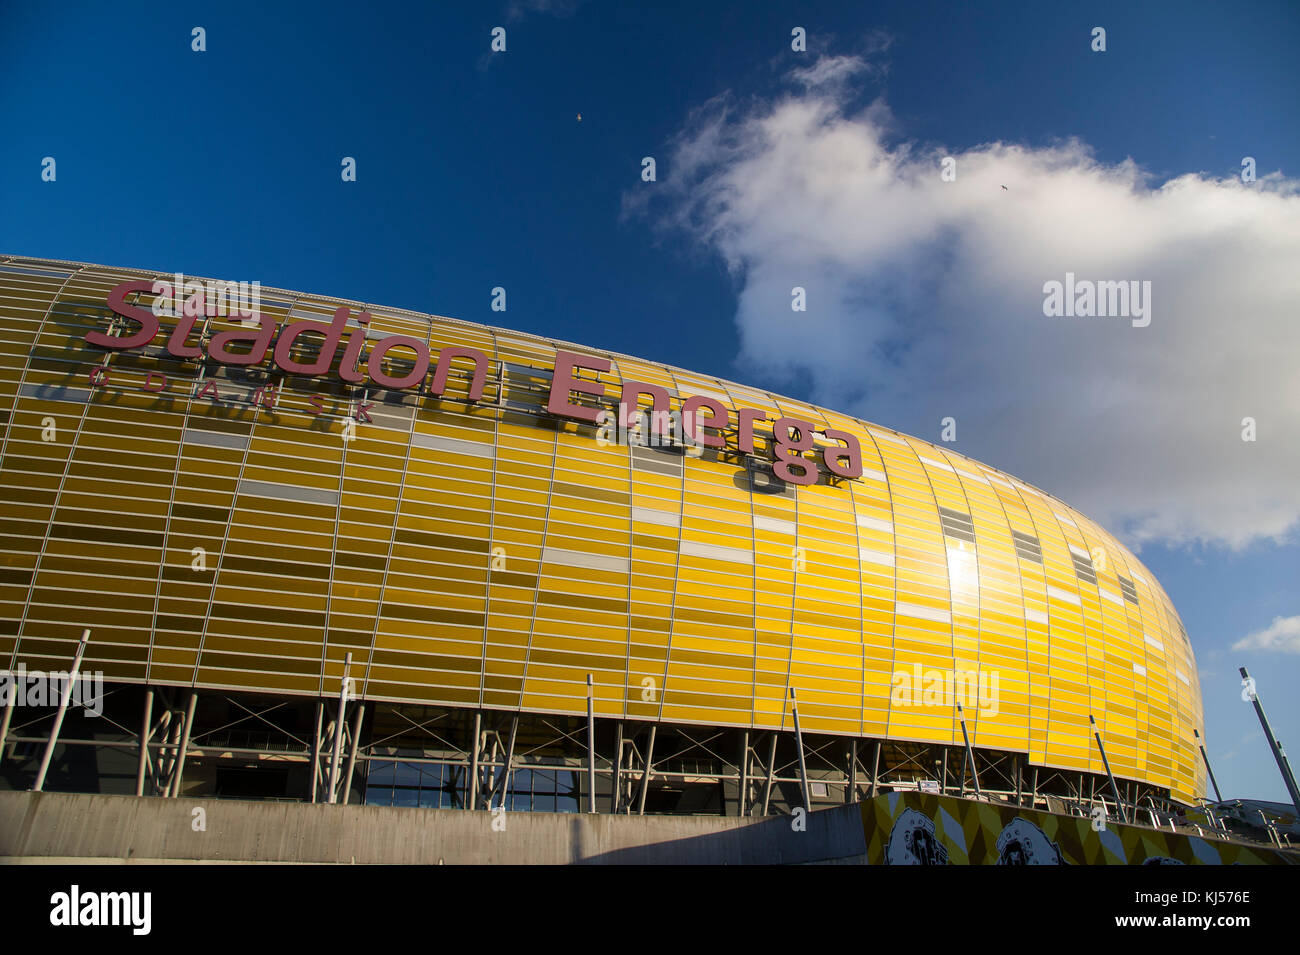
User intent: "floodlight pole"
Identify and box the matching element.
[1240,666,1300,820]
[33,629,90,792]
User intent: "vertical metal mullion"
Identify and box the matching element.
[190,345,263,690]
[479,344,504,711]
[518,350,565,720]
[359,307,431,704]
[0,266,81,668]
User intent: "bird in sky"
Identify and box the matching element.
[1001,184,1008,191]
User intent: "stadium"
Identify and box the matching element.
[0,254,1206,825]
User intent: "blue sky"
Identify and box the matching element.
[2,0,1297,803]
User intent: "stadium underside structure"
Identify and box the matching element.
[0,256,1206,818]
[1,685,1190,821]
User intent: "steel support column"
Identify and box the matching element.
[1240,666,1300,820]
[789,688,811,811]
[585,674,596,814]
[468,710,482,810]
[761,732,778,816]
[309,701,323,803]
[327,653,351,804]
[738,730,750,817]
[956,703,981,798]
[135,688,153,797]
[636,724,656,815]
[846,739,857,804]
[163,711,183,792]
[341,702,365,805]
[612,722,623,814]
[149,708,174,796]
[869,739,881,799]
[493,714,518,810]
[32,629,90,792]
[0,682,14,765]
[168,691,198,799]
[1090,714,1128,823]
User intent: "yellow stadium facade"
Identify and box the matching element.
[0,257,1205,814]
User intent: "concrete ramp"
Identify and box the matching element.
[0,791,865,864]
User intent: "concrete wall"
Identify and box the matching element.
[0,791,867,864]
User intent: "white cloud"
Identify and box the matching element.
[1233,615,1300,654]
[634,57,1300,550]
[790,53,882,90]
[506,0,583,23]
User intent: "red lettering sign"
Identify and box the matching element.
[89,284,863,487]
